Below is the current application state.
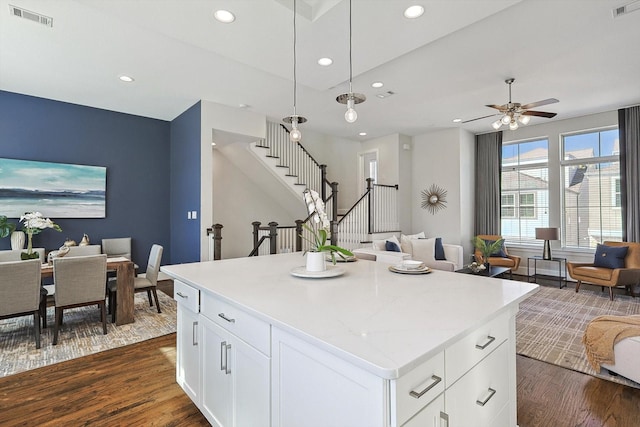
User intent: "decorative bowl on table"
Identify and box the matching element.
[402,260,425,270]
[468,261,486,274]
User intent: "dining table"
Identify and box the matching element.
[40,256,136,326]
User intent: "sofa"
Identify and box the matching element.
[352,233,464,272]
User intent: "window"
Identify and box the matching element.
[501,139,549,243]
[502,194,515,218]
[561,128,621,248]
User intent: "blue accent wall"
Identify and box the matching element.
[169,101,201,264]
[0,90,171,268]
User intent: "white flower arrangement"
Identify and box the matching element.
[302,189,353,263]
[20,211,62,259]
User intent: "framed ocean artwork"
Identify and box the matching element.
[0,158,106,218]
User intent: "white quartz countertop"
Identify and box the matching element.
[161,253,538,379]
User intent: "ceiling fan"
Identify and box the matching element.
[463,78,558,130]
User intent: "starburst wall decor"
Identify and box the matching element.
[421,184,447,214]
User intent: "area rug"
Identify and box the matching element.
[0,291,176,378]
[516,285,640,388]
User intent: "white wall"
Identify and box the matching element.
[294,129,361,210]
[200,100,266,260]
[411,128,474,259]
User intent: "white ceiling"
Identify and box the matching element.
[1,0,639,140]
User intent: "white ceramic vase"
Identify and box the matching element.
[10,230,25,250]
[305,251,327,272]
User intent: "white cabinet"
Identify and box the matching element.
[403,394,446,427]
[200,293,271,427]
[174,280,201,406]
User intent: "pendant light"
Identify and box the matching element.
[282,0,306,142]
[336,0,365,123]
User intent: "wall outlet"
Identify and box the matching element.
[187,211,192,220]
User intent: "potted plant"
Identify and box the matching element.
[19,212,62,259]
[301,189,353,271]
[472,236,505,268]
[0,215,16,239]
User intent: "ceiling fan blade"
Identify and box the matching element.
[485,104,506,111]
[461,114,499,123]
[520,98,559,110]
[522,110,557,118]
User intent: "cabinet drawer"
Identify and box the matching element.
[394,351,445,427]
[445,310,509,386]
[201,292,270,356]
[445,341,509,427]
[174,280,199,313]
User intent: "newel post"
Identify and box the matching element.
[252,221,261,254]
[213,223,223,260]
[366,178,374,234]
[295,220,304,252]
[268,222,278,255]
[330,181,339,246]
[320,164,328,202]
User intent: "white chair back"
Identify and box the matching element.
[0,259,41,316]
[53,254,107,306]
[66,245,102,257]
[0,248,46,262]
[102,238,132,260]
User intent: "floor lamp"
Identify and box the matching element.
[536,227,559,260]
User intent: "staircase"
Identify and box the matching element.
[248,121,399,255]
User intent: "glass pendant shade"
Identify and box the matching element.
[492,120,502,130]
[519,115,531,125]
[509,120,519,130]
[345,98,357,123]
[501,114,511,125]
[290,120,302,142]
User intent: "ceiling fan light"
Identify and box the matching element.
[501,114,511,125]
[519,115,531,125]
[492,120,502,130]
[509,120,519,130]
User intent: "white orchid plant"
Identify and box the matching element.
[20,211,62,259]
[302,189,353,263]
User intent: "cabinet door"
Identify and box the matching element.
[177,305,201,405]
[201,316,232,427]
[232,333,271,427]
[402,394,445,427]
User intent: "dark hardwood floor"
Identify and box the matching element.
[1,279,638,426]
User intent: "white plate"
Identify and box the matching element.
[392,263,428,272]
[389,265,432,275]
[290,265,345,279]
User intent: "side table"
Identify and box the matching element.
[527,256,567,288]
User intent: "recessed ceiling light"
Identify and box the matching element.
[317,57,333,66]
[371,81,384,88]
[404,5,424,19]
[118,75,134,82]
[214,10,235,23]
[452,118,462,123]
[359,132,367,136]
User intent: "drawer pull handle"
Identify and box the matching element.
[176,292,188,299]
[409,375,442,399]
[218,313,236,323]
[192,321,198,346]
[476,388,496,407]
[439,411,449,427]
[220,341,227,372]
[475,335,495,350]
[225,343,232,375]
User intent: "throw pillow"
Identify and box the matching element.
[593,244,628,269]
[483,239,507,257]
[400,232,426,254]
[434,238,446,260]
[411,238,436,263]
[373,235,400,251]
[385,240,401,252]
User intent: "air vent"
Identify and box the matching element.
[376,91,395,99]
[612,0,640,17]
[9,5,53,27]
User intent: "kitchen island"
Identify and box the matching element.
[162,252,538,427]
